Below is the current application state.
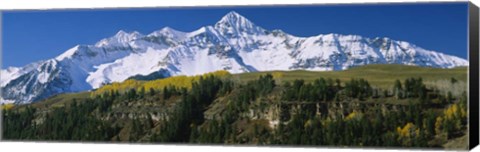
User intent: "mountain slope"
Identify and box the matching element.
[1,11,468,104]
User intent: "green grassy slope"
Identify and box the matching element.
[235,64,467,89]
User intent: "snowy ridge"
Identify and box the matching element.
[95,30,144,48]
[1,11,468,104]
[1,61,43,87]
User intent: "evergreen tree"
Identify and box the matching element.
[149,88,156,96]
[393,79,403,99]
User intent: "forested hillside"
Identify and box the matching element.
[2,65,468,149]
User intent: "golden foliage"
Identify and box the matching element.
[1,103,14,110]
[91,79,143,97]
[345,111,361,121]
[91,70,231,96]
[443,103,467,122]
[444,104,459,120]
[304,119,312,128]
[271,72,284,79]
[441,103,466,134]
[142,70,231,91]
[396,122,420,146]
[321,117,332,126]
[396,122,418,138]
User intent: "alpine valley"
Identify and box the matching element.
[0,11,468,104]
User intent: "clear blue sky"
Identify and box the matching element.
[2,2,468,67]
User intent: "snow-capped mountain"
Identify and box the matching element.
[1,11,468,104]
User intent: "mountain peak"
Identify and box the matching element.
[160,26,175,32]
[115,30,128,36]
[113,30,143,39]
[157,27,186,36]
[214,11,265,35]
[222,11,243,20]
[95,30,143,47]
[148,27,188,42]
[216,11,251,26]
[55,45,81,60]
